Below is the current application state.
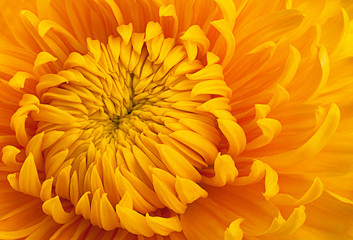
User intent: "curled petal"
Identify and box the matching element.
[146,214,182,236]
[42,196,76,224]
[224,218,244,240]
[271,177,324,206]
[259,206,306,236]
[202,154,238,187]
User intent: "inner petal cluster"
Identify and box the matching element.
[7,21,245,236]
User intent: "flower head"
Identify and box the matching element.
[1,0,353,239]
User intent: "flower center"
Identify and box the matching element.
[8,22,245,235]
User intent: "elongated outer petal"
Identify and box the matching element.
[211,19,235,67]
[271,177,324,206]
[215,0,236,29]
[261,104,340,171]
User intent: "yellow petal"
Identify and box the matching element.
[175,176,208,204]
[100,193,120,231]
[75,191,91,220]
[262,104,340,171]
[202,154,238,187]
[224,218,244,240]
[271,177,324,206]
[145,21,163,42]
[146,214,182,236]
[170,130,218,165]
[211,19,235,67]
[263,163,279,200]
[117,23,133,45]
[116,193,154,237]
[261,206,306,236]
[245,118,282,150]
[320,8,349,54]
[18,153,41,197]
[33,51,58,75]
[8,71,34,90]
[151,168,186,214]
[289,191,353,239]
[215,0,236,29]
[157,144,202,182]
[180,25,210,55]
[40,177,54,202]
[2,145,21,167]
[42,196,75,224]
[159,4,178,37]
[217,119,246,157]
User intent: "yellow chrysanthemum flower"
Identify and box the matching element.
[1,0,353,239]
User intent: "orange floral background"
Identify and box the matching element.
[1,0,353,239]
